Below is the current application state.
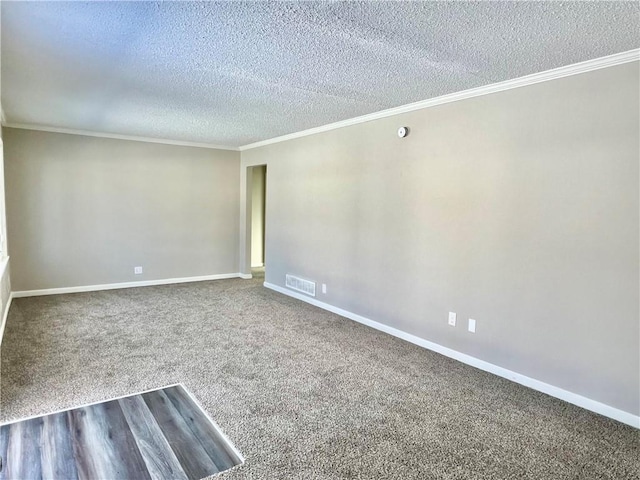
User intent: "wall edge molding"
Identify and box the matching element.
[264,281,640,429]
[0,292,13,349]
[12,273,243,298]
[1,123,240,152]
[240,49,640,151]
[0,256,11,347]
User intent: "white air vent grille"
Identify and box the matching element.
[285,274,316,297]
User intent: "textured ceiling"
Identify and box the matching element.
[2,1,639,148]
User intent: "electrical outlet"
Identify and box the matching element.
[134,266,143,275]
[448,312,456,326]
[322,284,327,294]
[468,318,476,333]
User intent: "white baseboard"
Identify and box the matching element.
[238,273,253,279]
[12,273,244,298]
[264,282,639,429]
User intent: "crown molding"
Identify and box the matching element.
[1,49,637,152]
[1,122,240,151]
[239,48,640,151]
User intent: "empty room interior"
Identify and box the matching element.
[0,2,638,479]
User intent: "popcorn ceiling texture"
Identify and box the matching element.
[1,1,639,147]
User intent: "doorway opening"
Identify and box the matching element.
[250,165,266,279]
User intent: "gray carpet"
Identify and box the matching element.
[1,276,638,479]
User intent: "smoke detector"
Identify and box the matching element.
[397,126,409,138]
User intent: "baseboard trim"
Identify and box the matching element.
[238,273,253,279]
[12,273,243,298]
[264,281,639,429]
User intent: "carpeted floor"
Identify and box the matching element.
[1,276,638,479]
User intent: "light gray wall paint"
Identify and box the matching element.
[5,128,240,291]
[251,165,266,267]
[241,62,640,416]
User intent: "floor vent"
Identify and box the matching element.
[285,274,316,297]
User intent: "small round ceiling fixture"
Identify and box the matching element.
[397,126,409,138]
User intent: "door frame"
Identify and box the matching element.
[240,163,267,278]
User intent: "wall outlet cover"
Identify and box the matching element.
[134,266,143,275]
[468,318,476,333]
[448,312,456,326]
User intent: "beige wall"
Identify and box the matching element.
[4,128,240,291]
[241,62,640,416]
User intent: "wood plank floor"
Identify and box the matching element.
[0,385,242,480]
